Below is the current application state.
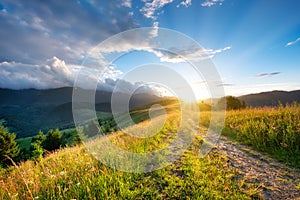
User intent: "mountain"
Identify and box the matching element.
[0,87,161,138]
[238,90,300,107]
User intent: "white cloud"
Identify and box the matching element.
[91,26,231,64]
[285,37,300,47]
[0,57,122,90]
[0,0,137,64]
[152,45,232,63]
[140,0,174,19]
[0,57,73,89]
[177,0,192,8]
[149,21,159,38]
[201,0,224,7]
[121,0,132,8]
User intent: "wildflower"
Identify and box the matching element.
[34,196,39,200]
[76,182,80,186]
[60,171,66,176]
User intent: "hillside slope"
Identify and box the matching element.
[0,87,160,138]
[238,90,300,107]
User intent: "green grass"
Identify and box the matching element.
[8,100,300,198]
[0,135,257,199]
[0,102,259,199]
[219,104,300,167]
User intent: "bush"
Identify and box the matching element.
[217,96,246,110]
[43,129,64,152]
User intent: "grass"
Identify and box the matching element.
[212,103,300,167]
[0,138,256,199]
[5,100,300,199]
[0,101,260,199]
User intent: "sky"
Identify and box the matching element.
[0,0,300,99]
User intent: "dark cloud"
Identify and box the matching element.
[0,0,137,64]
[255,72,281,77]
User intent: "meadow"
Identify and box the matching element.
[221,103,300,167]
[1,100,300,199]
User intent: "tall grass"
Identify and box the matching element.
[220,103,300,166]
[0,106,258,199]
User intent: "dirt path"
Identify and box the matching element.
[214,136,300,199]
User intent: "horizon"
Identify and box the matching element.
[1,85,299,101]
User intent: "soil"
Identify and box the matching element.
[215,136,300,200]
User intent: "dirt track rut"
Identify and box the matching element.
[215,136,300,199]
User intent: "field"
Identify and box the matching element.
[1,100,300,199]
[222,103,300,167]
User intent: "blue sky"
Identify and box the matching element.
[0,0,299,98]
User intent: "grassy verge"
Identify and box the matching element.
[199,104,300,167]
[0,107,259,199]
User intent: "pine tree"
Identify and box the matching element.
[0,126,19,166]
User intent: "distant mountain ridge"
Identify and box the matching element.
[0,87,161,138]
[238,90,300,107]
[1,87,300,138]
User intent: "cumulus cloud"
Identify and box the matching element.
[140,0,174,19]
[0,57,74,89]
[201,0,224,7]
[255,72,281,78]
[0,0,137,64]
[0,0,231,91]
[0,57,122,90]
[285,37,300,47]
[0,0,140,90]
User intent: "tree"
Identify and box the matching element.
[30,131,46,160]
[72,127,85,145]
[0,126,19,166]
[43,128,63,152]
[217,96,246,110]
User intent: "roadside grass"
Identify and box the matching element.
[198,103,300,167]
[0,138,256,200]
[0,103,259,199]
[4,100,300,200]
